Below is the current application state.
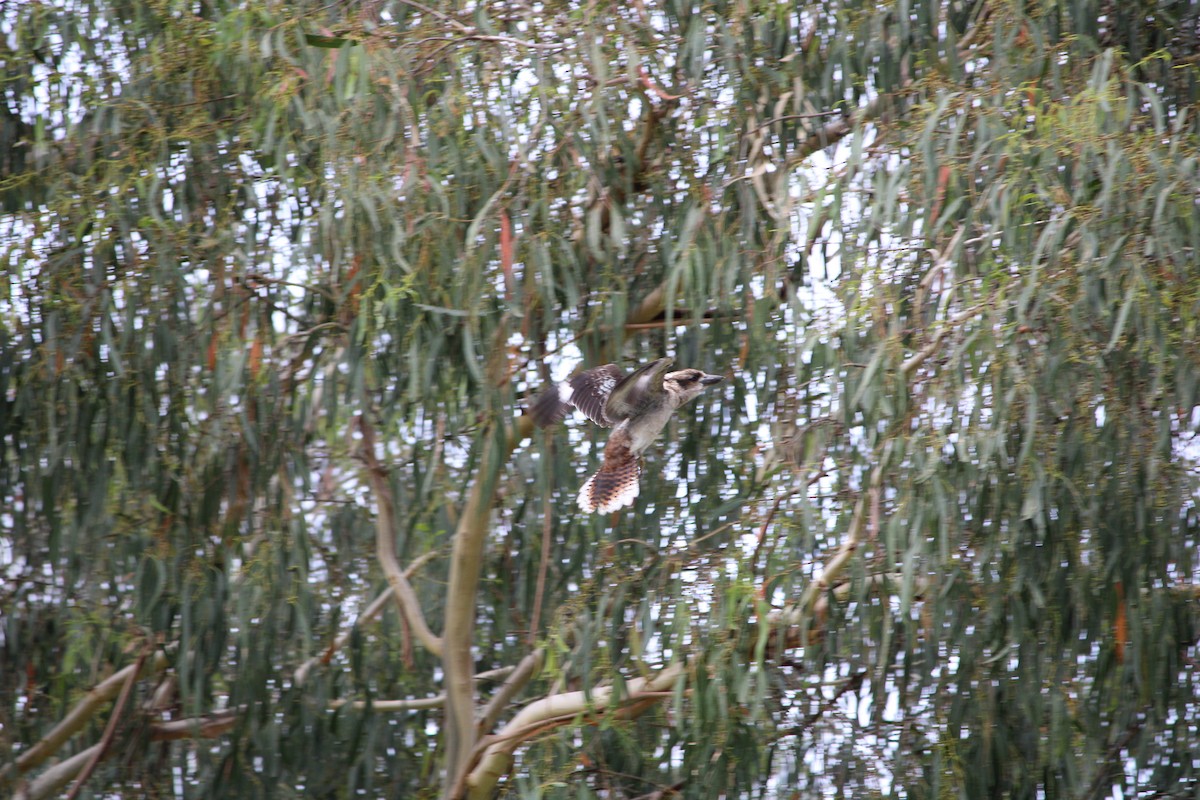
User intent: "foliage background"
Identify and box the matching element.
[2,0,1199,797]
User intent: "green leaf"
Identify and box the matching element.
[305,33,357,48]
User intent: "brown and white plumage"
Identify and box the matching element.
[530,358,724,514]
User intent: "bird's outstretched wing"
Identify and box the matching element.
[529,363,625,428]
[602,357,674,422]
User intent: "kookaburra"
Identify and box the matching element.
[530,358,724,514]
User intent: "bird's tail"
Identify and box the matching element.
[577,458,641,514]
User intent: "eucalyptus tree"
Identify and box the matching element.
[2,0,1198,798]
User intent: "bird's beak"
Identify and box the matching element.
[699,373,724,386]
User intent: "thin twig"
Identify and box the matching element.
[395,0,471,30]
[752,487,805,574]
[294,549,439,686]
[1083,708,1148,800]
[629,778,687,800]
[474,665,516,682]
[747,110,841,135]
[329,695,446,712]
[900,304,982,377]
[772,671,868,740]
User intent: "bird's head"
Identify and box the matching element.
[663,368,724,407]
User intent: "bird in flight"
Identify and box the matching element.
[530,357,724,514]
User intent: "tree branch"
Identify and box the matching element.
[13,745,102,800]
[64,644,149,800]
[147,710,241,741]
[795,461,882,618]
[326,664,530,713]
[1,649,171,787]
[529,469,555,647]
[477,649,545,736]
[628,282,668,325]
[14,710,240,800]
[762,453,891,649]
[443,415,535,791]
[357,414,444,658]
[463,662,685,800]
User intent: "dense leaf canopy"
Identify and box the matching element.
[2,0,1199,798]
